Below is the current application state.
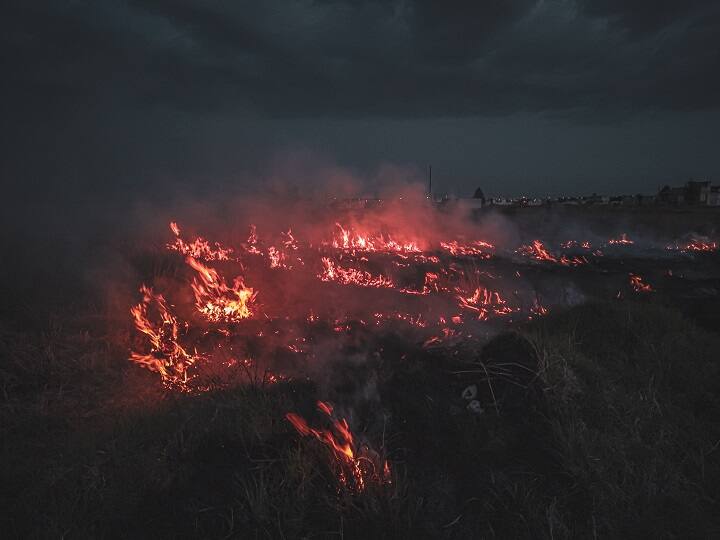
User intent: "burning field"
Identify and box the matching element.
[3,200,720,538]
[130,208,719,397]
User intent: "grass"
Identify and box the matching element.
[1,299,719,538]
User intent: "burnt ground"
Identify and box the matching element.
[2,208,720,539]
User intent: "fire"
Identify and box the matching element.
[167,222,235,261]
[286,401,391,492]
[281,228,298,250]
[330,223,421,254]
[666,239,718,252]
[518,240,586,266]
[137,219,711,393]
[267,246,284,268]
[560,240,593,250]
[531,299,549,317]
[608,233,634,245]
[130,220,569,391]
[440,240,494,258]
[130,285,199,388]
[318,257,395,289]
[244,224,262,254]
[129,214,713,445]
[186,256,256,322]
[373,311,428,327]
[629,273,653,293]
[132,219,565,391]
[457,285,515,320]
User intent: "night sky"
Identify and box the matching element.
[3,0,720,211]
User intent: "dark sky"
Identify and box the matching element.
[3,0,720,206]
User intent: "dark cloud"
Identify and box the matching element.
[579,0,718,34]
[407,0,537,63]
[2,0,719,208]
[3,1,719,119]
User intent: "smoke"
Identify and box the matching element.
[5,150,717,413]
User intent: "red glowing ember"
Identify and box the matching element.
[517,240,587,266]
[666,239,718,253]
[608,233,634,245]
[629,273,653,293]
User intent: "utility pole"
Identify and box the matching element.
[428,164,432,199]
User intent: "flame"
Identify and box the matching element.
[666,238,718,252]
[608,233,634,245]
[517,240,587,266]
[440,240,494,258]
[167,222,235,261]
[186,256,256,322]
[561,240,593,250]
[286,401,391,492]
[457,285,516,320]
[267,246,284,268]
[330,223,422,254]
[440,240,495,259]
[531,299,549,317]
[373,311,428,327]
[134,219,720,393]
[244,224,262,254]
[130,285,199,388]
[629,273,653,293]
[281,228,298,250]
[318,257,396,289]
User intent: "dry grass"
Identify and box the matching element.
[1,298,719,538]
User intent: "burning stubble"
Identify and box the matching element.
[124,193,719,491]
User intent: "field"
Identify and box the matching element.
[1,204,719,539]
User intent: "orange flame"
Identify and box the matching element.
[629,273,653,293]
[129,285,199,388]
[186,256,256,322]
[286,401,391,492]
[167,222,235,261]
[330,223,422,254]
[608,233,634,245]
[518,240,586,266]
[440,240,494,258]
[666,239,718,252]
[457,285,515,320]
[318,257,396,289]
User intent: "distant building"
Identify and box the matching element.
[489,197,513,206]
[522,197,543,207]
[709,186,720,207]
[636,194,656,206]
[685,180,711,204]
[658,185,685,205]
[558,197,580,205]
[585,194,609,205]
[658,180,716,206]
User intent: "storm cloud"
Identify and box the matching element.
[2,0,719,211]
